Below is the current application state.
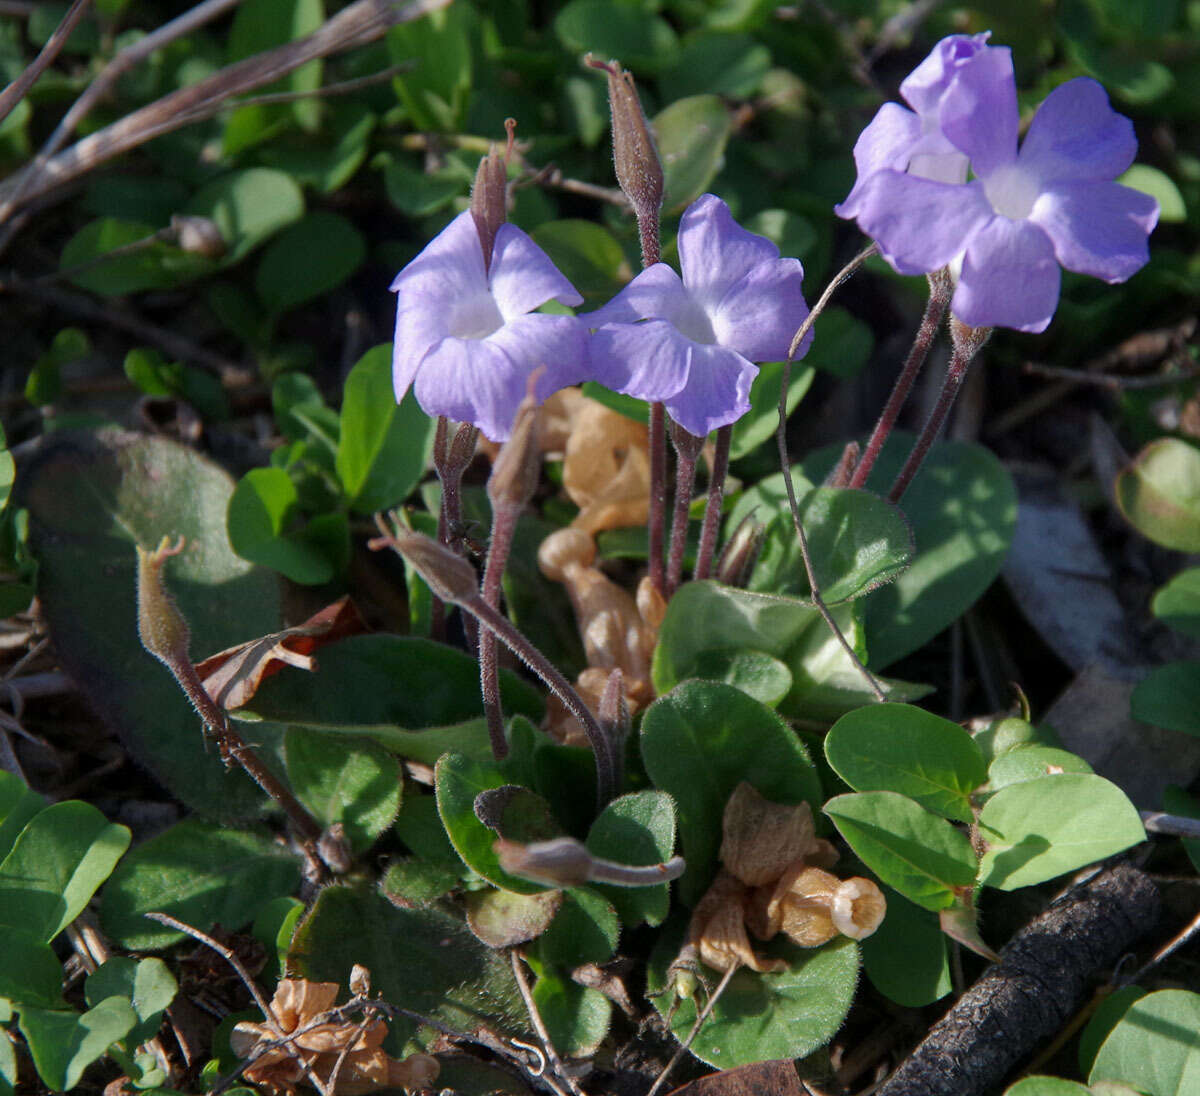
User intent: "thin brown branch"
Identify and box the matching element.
[1021,358,1200,390]
[646,963,739,1096]
[511,950,579,1096]
[218,62,412,110]
[0,0,91,128]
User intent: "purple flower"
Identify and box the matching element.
[583,194,810,437]
[837,42,1159,333]
[391,211,587,441]
[838,32,999,218]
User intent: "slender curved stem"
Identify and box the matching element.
[647,401,667,595]
[693,425,731,581]
[479,504,518,759]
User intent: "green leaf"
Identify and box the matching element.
[284,729,402,854]
[387,3,474,131]
[1078,986,1146,1077]
[101,819,301,950]
[532,974,611,1057]
[435,754,561,894]
[824,792,977,911]
[383,859,461,906]
[0,772,46,862]
[689,649,792,708]
[466,888,561,948]
[825,703,987,823]
[978,775,1145,890]
[185,168,305,264]
[650,927,860,1068]
[380,156,467,215]
[1131,662,1200,736]
[640,680,821,905]
[728,362,815,460]
[1162,785,1200,873]
[225,0,324,148]
[803,306,874,380]
[85,957,177,1046]
[1120,164,1186,223]
[0,930,65,1008]
[534,888,619,968]
[24,328,90,406]
[226,467,336,585]
[336,344,435,514]
[59,219,210,295]
[971,716,1050,764]
[124,348,229,422]
[233,634,543,748]
[252,896,305,984]
[1089,989,1200,1095]
[531,220,631,305]
[554,0,679,72]
[1152,568,1200,639]
[1003,1080,1094,1096]
[861,888,951,1008]
[290,884,523,1042]
[0,800,129,942]
[18,429,283,816]
[1116,438,1200,552]
[18,998,137,1092]
[986,746,1093,790]
[654,95,733,211]
[255,212,366,314]
[659,32,771,100]
[259,103,376,194]
[585,791,676,929]
[803,434,1017,669]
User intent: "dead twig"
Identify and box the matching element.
[645,962,739,1096]
[511,950,580,1096]
[0,0,91,128]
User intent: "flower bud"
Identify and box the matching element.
[136,535,191,667]
[495,835,595,887]
[470,144,508,272]
[720,782,816,887]
[586,55,663,261]
[374,522,479,604]
[488,373,542,513]
[716,511,766,588]
[169,214,227,259]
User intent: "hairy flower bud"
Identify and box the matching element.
[375,523,479,605]
[586,54,663,264]
[716,512,766,588]
[470,144,508,272]
[169,214,227,259]
[136,535,191,667]
[495,835,595,887]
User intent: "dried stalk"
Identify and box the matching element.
[0,0,91,128]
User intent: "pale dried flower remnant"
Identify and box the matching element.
[231,977,439,1095]
[720,782,816,887]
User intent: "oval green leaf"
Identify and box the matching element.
[1152,568,1200,639]
[824,792,977,911]
[641,680,821,905]
[860,887,951,1008]
[651,929,860,1068]
[1116,438,1200,552]
[655,95,733,211]
[101,819,301,950]
[825,703,987,822]
[978,774,1145,891]
[1131,662,1200,737]
[255,211,366,314]
[986,746,1093,790]
[1089,988,1200,1096]
[585,790,676,929]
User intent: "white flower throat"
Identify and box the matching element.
[449,289,504,340]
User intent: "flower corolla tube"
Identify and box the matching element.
[837,36,1159,332]
[584,193,811,437]
[391,211,588,442]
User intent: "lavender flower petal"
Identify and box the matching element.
[664,343,758,437]
[678,194,780,311]
[1019,78,1137,184]
[490,223,583,320]
[851,171,993,275]
[581,263,690,328]
[412,337,530,442]
[390,211,485,300]
[899,31,993,115]
[588,320,692,402]
[487,313,591,399]
[710,258,811,363]
[1031,180,1159,282]
[836,103,922,218]
[939,46,1018,177]
[954,217,1061,333]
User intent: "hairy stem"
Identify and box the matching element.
[666,425,702,596]
[693,425,731,581]
[647,401,668,596]
[850,266,952,488]
[479,503,519,760]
